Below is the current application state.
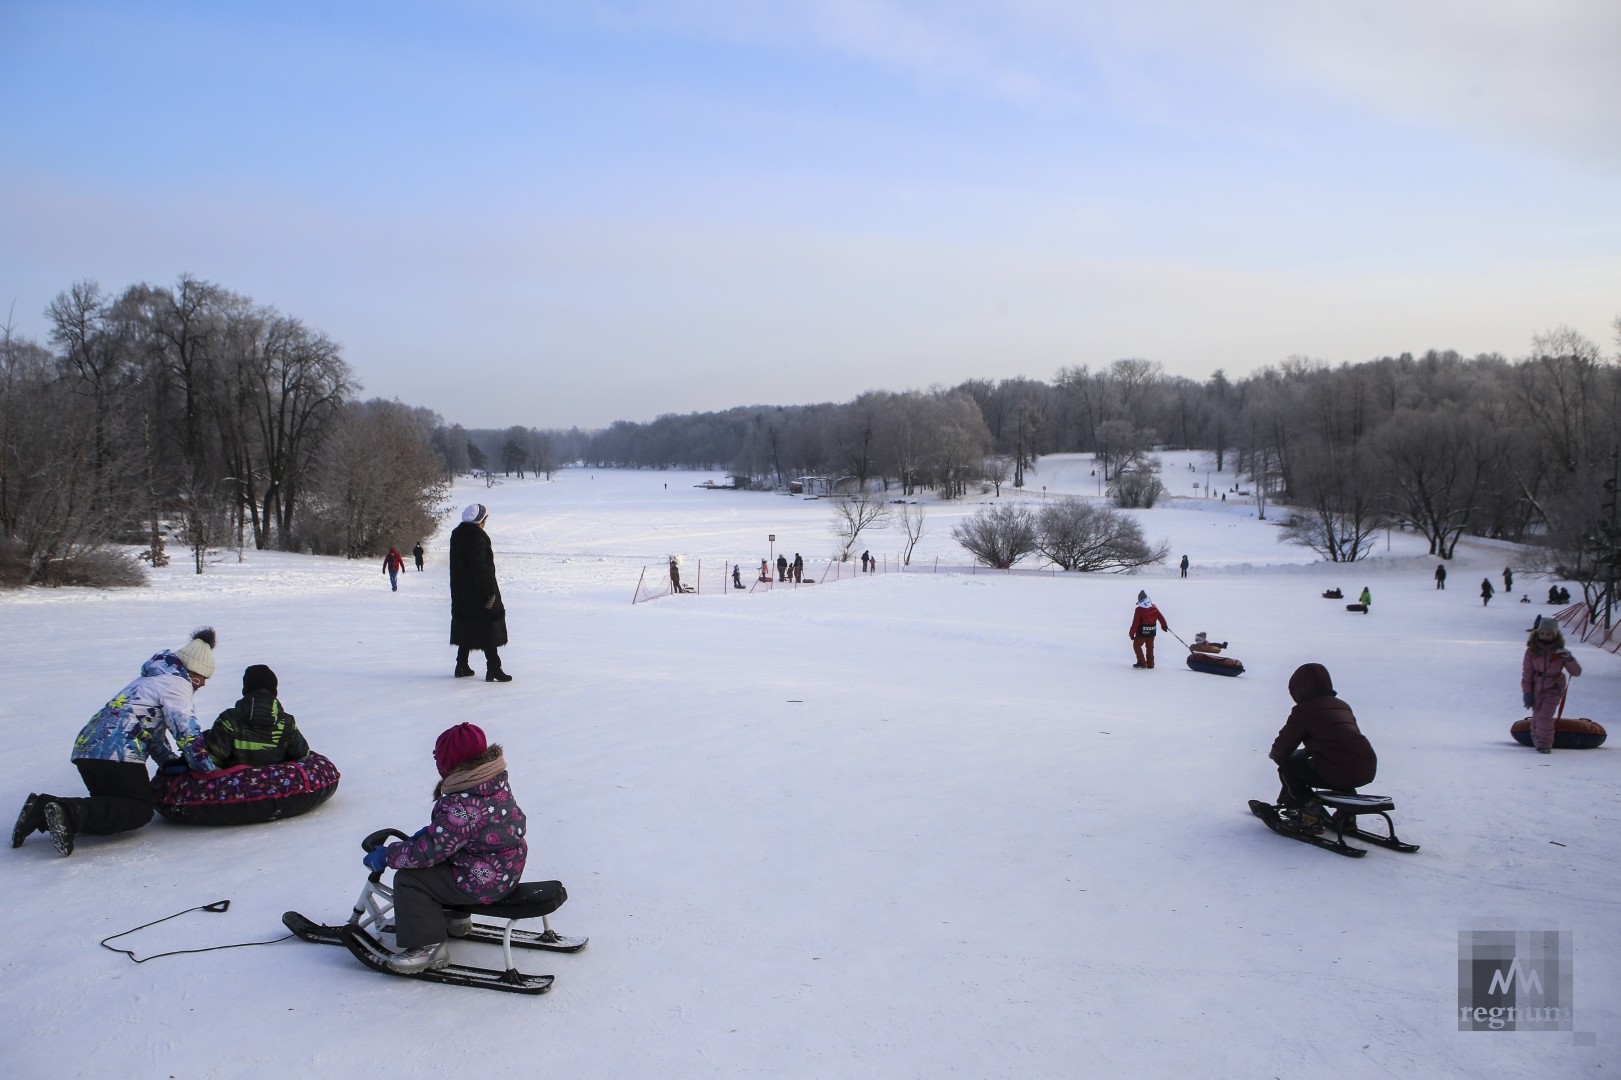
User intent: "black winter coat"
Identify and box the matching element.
[449,521,508,649]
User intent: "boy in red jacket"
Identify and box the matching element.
[1128,591,1169,668]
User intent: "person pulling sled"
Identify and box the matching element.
[1128,591,1169,668]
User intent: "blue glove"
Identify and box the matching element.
[411,825,430,842]
[158,760,189,777]
[1522,692,1534,709]
[363,846,390,873]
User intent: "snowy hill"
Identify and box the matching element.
[2,454,1615,1079]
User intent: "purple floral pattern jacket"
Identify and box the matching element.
[385,772,527,902]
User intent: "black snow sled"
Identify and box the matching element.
[1186,652,1244,677]
[1321,589,1343,599]
[283,827,586,995]
[1345,603,1368,613]
[1250,792,1419,858]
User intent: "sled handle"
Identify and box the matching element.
[361,827,409,853]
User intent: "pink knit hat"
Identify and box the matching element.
[434,723,487,776]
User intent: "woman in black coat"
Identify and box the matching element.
[449,503,511,682]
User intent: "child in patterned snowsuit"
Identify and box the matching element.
[363,723,527,972]
[13,628,219,856]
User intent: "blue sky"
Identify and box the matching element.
[3,1,1618,428]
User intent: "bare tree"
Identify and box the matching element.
[1110,463,1165,508]
[829,493,892,560]
[898,501,927,565]
[302,399,451,558]
[1373,407,1493,557]
[952,503,1039,568]
[1035,497,1168,572]
[984,454,1013,496]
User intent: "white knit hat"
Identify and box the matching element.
[462,503,488,524]
[173,627,217,679]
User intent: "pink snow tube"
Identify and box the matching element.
[152,752,341,825]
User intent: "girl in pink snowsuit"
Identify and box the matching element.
[1521,620,1582,753]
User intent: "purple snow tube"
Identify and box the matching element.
[152,752,341,825]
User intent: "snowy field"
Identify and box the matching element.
[2,451,1616,1079]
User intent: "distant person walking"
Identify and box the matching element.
[449,503,511,683]
[777,555,788,582]
[669,557,682,595]
[1480,578,1495,607]
[413,542,424,571]
[1129,591,1170,669]
[792,553,803,583]
[1359,586,1372,611]
[383,547,405,591]
[1434,564,1447,590]
[1179,555,1189,579]
[1521,619,1582,753]
[1503,566,1514,592]
[732,564,743,589]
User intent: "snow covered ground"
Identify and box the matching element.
[2,452,1616,1079]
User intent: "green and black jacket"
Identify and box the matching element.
[203,692,310,768]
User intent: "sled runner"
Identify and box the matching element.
[1250,790,1419,858]
[283,827,585,995]
[1186,653,1244,677]
[153,752,340,826]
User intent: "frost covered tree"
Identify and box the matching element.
[952,503,1038,568]
[1035,497,1168,572]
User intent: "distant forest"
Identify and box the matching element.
[3,275,1617,591]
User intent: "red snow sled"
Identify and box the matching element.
[1186,652,1244,677]
[152,752,341,825]
[1510,717,1606,749]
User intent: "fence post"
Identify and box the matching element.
[632,566,646,604]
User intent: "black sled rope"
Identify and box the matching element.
[100,900,294,963]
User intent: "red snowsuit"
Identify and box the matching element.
[1129,600,1169,668]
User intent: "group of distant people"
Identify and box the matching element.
[1433,563,1574,608]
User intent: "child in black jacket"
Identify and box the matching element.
[203,665,309,768]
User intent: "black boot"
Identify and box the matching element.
[43,800,75,857]
[11,793,44,848]
[455,663,476,678]
[486,667,513,683]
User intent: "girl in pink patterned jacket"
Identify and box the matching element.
[365,722,527,970]
[1521,620,1582,753]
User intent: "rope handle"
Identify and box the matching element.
[99,900,293,963]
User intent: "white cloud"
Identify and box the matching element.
[568,0,1621,165]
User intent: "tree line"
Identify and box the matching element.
[5,274,1616,597]
[1,276,452,583]
[567,328,1621,581]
